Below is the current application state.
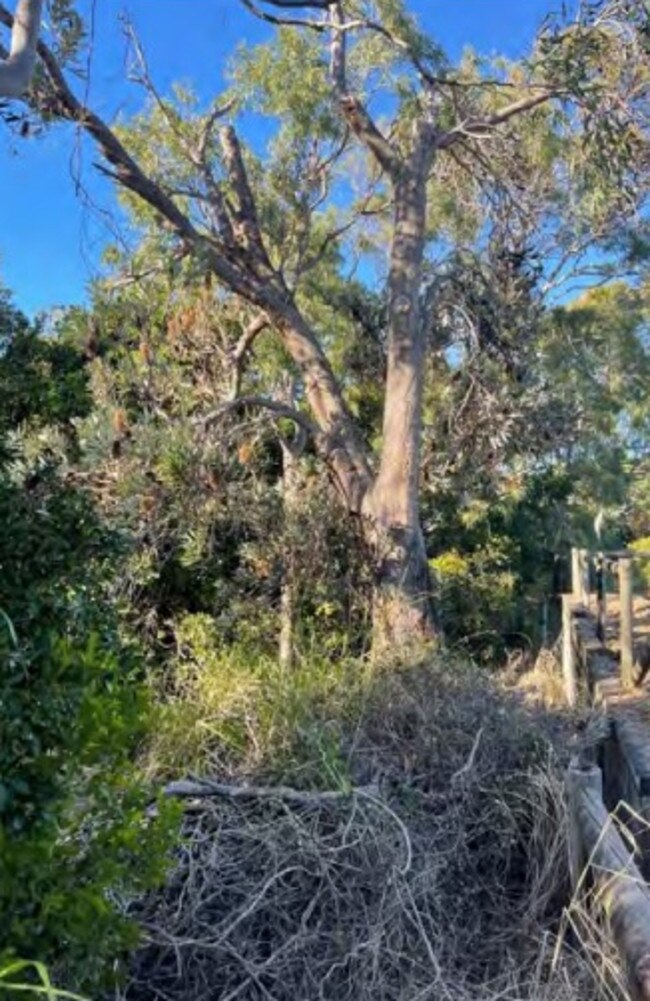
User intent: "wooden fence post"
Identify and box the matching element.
[596,553,607,644]
[566,759,602,890]
[572,547,581,600]
[620,555,635,689]
[562,593,577,707]
[572,547,590,606]
[580,548,590,606]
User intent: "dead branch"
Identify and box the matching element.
[164,778,378,804]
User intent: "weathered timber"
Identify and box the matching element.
[621,557,636,690]
[596,553,607,643]
[571,546,590,605]
[571,603,618,700]
[562,594,578,707]
[567,760,650,1000]
[568,597,650,874]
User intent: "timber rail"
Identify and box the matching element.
[562,547,650,998]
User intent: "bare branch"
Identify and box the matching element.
[199,395,315,438]
[102,248,189,291]
[329,1,345,90]
[241,0,328,30]
[164,777,377,805]
[0,0,42,97]
[124,17,237,245]
[220,124,273,268]
[437,89,555,149]
[230,313,270,399]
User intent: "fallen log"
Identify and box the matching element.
[567,760,650,1000]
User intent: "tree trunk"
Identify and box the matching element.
[364,512,436,651]
[278,433,300,669]
[365,148,438,650]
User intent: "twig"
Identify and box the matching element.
[450,727,484,786]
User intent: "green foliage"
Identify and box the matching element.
[631,537,650,590]
[46,0,86,66]
[0,291,179,995]
[0,461,179,992]
[426,467,578,659]
[431,544,517,661]
[0,290,90,437]
[231,29,340,142]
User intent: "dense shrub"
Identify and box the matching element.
[0,463,179,992]
[0,292,178,992]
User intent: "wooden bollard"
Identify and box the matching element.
[581,548,590,606]
[571,546,590,606]
[562,593,577,707]
[571,547,581,600]
[620,556,635,689]
[567,760,650,1000]
[566,760,602,889]
[596,553,607,644]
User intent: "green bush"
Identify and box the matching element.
[631,536,650,590]
[0,464,179,992]
[431,541,518,661]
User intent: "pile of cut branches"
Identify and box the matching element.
[120,659,608,1001]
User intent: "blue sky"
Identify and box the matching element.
[0,0,558,316]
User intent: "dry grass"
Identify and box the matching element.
[119,657,619,1001]
[515,647,569,710]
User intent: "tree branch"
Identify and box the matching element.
[241,0,328,30]
[2,6,374,512]
[220,124,273,269]
[199,395,314,436]
[0,0,42,97]
[164,777,377,806]
[339,96,401,177]
[325,5,401,178]
[103,247,189,291]
[0,18,272,302]
[124,17,238,246]
[437,89,555,149]
[230,313,270,399]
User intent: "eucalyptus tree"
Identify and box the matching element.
[2,0,649,646]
